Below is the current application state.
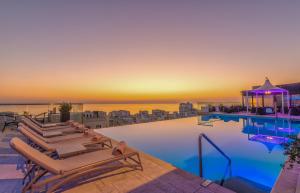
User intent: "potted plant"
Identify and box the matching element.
[59,103,72,122]
[283,135,300,168]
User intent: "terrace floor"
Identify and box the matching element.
[271,163,300,193]
[0,127,234,193]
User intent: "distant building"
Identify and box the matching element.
[135,110,151,123]
[82,111,108,128]
[109,110,130,118]
[108,110,134,126]
[167,111,179,119]
[179,102,197,117]
[151,109,169,121]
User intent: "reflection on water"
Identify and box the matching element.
[242,117,294,153]
[100,115,300,188]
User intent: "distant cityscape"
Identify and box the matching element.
[82,102,200,128]
[44,102,199,129]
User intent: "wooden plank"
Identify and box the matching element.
[1,127,235,193]
[63,150,235,193]
[271,163,300,193]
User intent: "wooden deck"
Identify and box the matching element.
[0,128,234,193]
[271,162,300,193]
[63,149,235,193]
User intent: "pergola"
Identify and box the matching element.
[244,78,290,114]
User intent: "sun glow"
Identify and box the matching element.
[1,1,299,103]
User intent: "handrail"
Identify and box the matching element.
[1,114,19,132]
[198,133,232,185]
[34,112,47,118]
[34,112,48,124]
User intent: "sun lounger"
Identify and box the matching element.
[19,123,86,143]
[19,123,99,143]
[25,116,69,128]
[19,124,112,155]
[21,117,85,137]
[21,116,77,131]
[10,137,143,193]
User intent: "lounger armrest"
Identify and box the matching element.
[44,150,56,155]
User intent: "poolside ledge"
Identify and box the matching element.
[271,163,300,193]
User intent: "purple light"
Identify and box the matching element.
[277,127,295,133]
[251,89,286,94]
[249,134,287,145]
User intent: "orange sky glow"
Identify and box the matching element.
[1,1,299,104]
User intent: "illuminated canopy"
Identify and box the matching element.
[244,77,290,114]
[250,78,288,94]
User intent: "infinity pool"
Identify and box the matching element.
[99,115,300,190]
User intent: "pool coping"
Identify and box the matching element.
[208,112,300,121]
[271,162,300,193]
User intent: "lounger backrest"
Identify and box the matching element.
[27,116,43,127]
[21,117,43,134]
[19,125,54,152]
[22,116,76,132]
[10,137,62,175]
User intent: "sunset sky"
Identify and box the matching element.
[1,1,299,103]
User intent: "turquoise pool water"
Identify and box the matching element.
[99,115,300,189]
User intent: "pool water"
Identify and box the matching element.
[99,115,300,189]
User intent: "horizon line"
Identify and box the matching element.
[0,101,241,106]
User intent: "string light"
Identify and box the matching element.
[265,90,271,95]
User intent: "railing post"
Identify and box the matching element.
[198,135,203,177]
[198,133,232,184]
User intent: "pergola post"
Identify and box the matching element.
[289,93,292,107]
[287,91,290,109]
[281,92,284,114]
[242,95,245,108]
[256,93,258,113]
[246,91,249,114]
[274,95,277,115]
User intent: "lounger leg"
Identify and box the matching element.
[23,169,47,193]
[102,139,113,148]
[2,123,7,132]
[126,153,143,171]
[22,165,35,185]
[136,154,143,171]
[133,153,143,171]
